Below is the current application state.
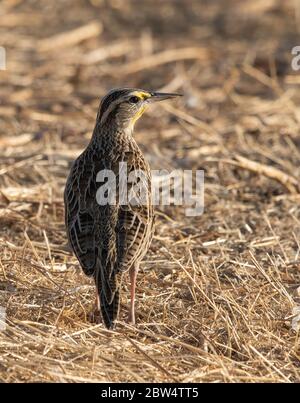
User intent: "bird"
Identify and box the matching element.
[64,88,181,329]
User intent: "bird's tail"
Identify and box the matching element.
[100,286,120,329]
[96,260,122,329]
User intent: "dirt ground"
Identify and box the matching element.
[1,0,300,382]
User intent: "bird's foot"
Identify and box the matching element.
[128,312,135,326]
[89,308,101,324]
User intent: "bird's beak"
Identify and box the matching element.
[147,92,182,103]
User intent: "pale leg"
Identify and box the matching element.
[128,264,139,325]
[90,292,101,323]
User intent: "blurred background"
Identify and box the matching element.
[1,0,300,189]
[1,0,300,242]
[1,0,300,383]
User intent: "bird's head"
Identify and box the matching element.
[97,88,181,132]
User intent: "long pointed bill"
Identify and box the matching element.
[147,92,182,103]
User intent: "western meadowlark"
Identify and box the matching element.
[64,88,180,329]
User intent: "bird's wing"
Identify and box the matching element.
[117,204,153,270]
[116,155,154,270]
[64,152,119,278]
[64,149,153,276]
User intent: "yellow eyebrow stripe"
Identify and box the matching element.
[131,91,151,99]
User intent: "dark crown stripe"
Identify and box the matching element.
[100,88,132,117]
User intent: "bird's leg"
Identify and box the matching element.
[89,292,101,323]
[96,292,100,311]
[128,263,139,325]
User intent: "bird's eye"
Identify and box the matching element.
[129,96,140,104]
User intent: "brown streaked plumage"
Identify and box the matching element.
[64,88,181,329]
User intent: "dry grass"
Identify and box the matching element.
[1,0,300,383]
